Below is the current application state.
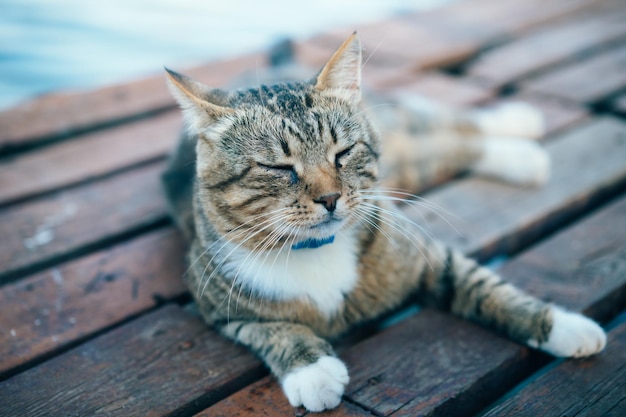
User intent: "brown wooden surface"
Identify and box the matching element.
[0,228,186,378]
[466,0,626,87]
[0,53,265,153]
[0,111,181,206]
[1,0,625,416]
[482,314,626,417]
[0,163,168,282]
[0,305,266,416]
[522,44,626,104]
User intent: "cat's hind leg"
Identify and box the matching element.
[416,241,606,358]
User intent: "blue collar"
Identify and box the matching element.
[292,235,335,250]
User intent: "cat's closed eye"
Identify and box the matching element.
[335,144,356,169]
[257,162,298,182]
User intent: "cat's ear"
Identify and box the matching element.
[315,31,362,103]
[165,68,235,131]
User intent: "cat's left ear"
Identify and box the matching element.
[315,31,362,103]
[165,68,235,132]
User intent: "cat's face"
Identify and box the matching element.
[167,33,379,249]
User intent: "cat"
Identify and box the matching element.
[162,33,606,412]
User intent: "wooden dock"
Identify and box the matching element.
[1,0,625,415]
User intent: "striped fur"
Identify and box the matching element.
[162,33,605,412]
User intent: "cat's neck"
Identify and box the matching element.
[223,231,359,317]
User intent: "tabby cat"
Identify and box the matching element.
[162,33,606,412]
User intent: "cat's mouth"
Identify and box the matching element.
[309,217,342,230]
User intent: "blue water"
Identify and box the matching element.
[0,0,451,110]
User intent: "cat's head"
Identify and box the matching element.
[166,33,380,250]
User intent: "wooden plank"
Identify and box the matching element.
[402,117,626,261]
[0,53,264,153]
[0,163,168,283]
[387,72,495,107]
[482,315,626,417]
[340,195,626,417]
[0,305,266,417]
[415,0,600,37]
[201,376,378,417]
[0,110,181,207]
[311,0,599,72]
[522,44,626,104]
[466,0,626,87]
[197,129,626,415]
[0,228,187,378]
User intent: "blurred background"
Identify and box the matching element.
[0,0,452,110]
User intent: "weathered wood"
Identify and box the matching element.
[201,376,380,417]
[0,53,264,153]
[0,163,168,283]
[0,110,181,207]
[402,117,626,261]
[482,315,626,417]
[388,72,494,107]
[312,0,600,72]
[342,195,626,416]
[415,0,600,37]
[522,44,626,104]
[466,0,626,87]
[0,228,187,378]
[0,305,266,417]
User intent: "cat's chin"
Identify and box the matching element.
[299,218,345,241]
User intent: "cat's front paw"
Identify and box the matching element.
[528,307,606,358]
[281,356,349,412]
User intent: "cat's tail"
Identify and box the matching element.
[397,95,546,139]
[379,100,550,192]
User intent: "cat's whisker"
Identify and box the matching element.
[198,212,292,298]
[361,40,384,71]
[356,204,435,270]
[359,188,460,219]
[357,192,461,237]
[354,103,395,118]
[358,200,437,244]
[194,210,290,296]
[185,207,291,279]
[351,207,401,253]
[234,219,295,310]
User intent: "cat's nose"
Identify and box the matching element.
[314,192,341,212]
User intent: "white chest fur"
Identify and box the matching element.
[224,233,359,316]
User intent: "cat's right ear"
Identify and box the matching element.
[165,68,235,132]
[315,31,362,104]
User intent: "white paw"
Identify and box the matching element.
[281,356,349,412]
[471,137,550,186]
[528,307,607,358]
[474,102,546,139]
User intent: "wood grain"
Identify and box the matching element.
[482,315,626,417]
[466,0,626,87]
[0,110,181,206]
[0,163,168,282]
[342,195,626,417]
[522,44,626,104]
[0,227,187,378]
[0,305,266,417]
[0,53,265,153]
